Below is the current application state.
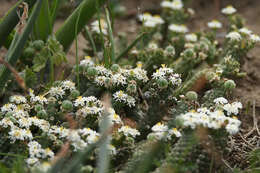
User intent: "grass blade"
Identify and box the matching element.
[0,0,43,91]
[55,0,107,52]
[105,8,115,64]
[115,32,147,62]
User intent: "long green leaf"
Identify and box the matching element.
[56,0,107,52]
[0,0,43,91]
[0,0,36,49]
[33,0,52,41]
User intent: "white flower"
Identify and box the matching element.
[31,95,48,105]
[250,34,260,43]
[239,27,252,35]
[161,1,173,9]
[169,74,182,86]
[225,123,239,135]
[168,128,182,137]
[223,102,242,115]
[213,97,228,105]
[42,148,54,158]
[112,74,127,86]
[226,31,241,41]
[94,76,107,86]
[221,5,237,15]
[8,128,25,141]
[78,128,97,137]
[26,157,39,166]
[108,144,117,155]
[61,80,76,91]
[12,107,28,118]
[169,24,188,33]
[86,132,100,144]
[77,106,103,117]
[207,20,222,29]
[49,126,69,138]
[118,125,140,138]
[1,103,16,113]
[91,19,108,35]
[49,87,65,99]
[139,13,164,28]
[138,13,152,21]
[185,33,197,42]
[28,141,43,158]
[10,95,27,104]
[74,96,86,107]
[18,117,32,128]
[126,68,149,82]
[148,42,158,49]
[152,69,166,80]
[106,108,122,124]
[0,118,14,128]
[151,122,168,132]
[113,91,135,107]
[80,56,94,67]
[161,0,183,10]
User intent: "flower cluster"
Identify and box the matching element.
[74,96,104,117]
[147,122,181,140]
[169,24,188,33]
[161,0,183,10]
[113,90,136,107]
[152,64,182,89]
[177,98,242,135]
[118,125,140,138]
[221,5,237,15]
[138,13,164,28]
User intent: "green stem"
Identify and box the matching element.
[85,26,97,57]
[50,58,54,83]
[75,4,83,90]
[105,8,115,64]
[115,32,147,62]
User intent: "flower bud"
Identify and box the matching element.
[224,80,236,90]
[111,64,120,72]
[87,67,98,76]
[185,91,198,101]
[23,47,35,59]
[70,90,80,99]
[35,104,43,112]
[32,40,45,51]
[62,100,73,111]
[37,110,47,119]
[157,78,168,89]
